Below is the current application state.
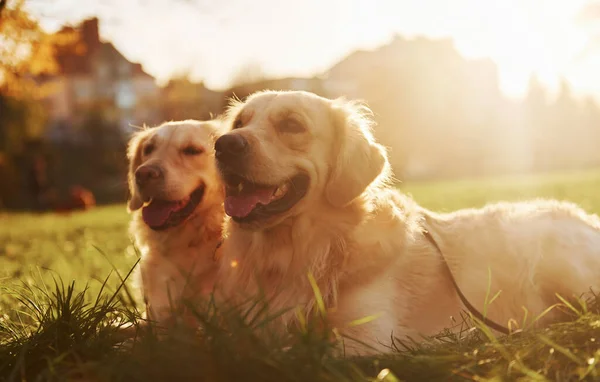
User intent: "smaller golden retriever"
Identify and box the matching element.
[127,120,224,327]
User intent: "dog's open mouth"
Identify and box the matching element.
[141,185,205,231]
[223,172,309,223]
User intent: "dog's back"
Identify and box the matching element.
[425,199,600,329]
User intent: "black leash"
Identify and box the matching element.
[422,225,510,335]
[212,240,223,262]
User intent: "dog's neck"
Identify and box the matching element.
[216,189,423,333]
[217,197,369,308]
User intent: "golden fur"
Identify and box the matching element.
[127,120,224,326]
[215,90,600,355]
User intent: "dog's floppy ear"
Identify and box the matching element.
[126,129,150,212]
[325,99,389,208]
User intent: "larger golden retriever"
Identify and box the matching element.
[213,90,600,354]
[127,120,224,327]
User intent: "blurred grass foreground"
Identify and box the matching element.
[1,171,600,381]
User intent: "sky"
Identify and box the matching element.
[27,0,600,99]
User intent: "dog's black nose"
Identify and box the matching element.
[135,165,163,187]
[215,134,248,161]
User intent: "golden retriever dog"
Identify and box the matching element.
[127,120,224,327]
[213,90,600,354]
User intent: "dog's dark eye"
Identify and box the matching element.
[278,118,305,134]
[182,146,204,156]
[233,119,243,130]
[143,144,155,156]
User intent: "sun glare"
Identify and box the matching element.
[457,1,587,98]
[26,0,600,100]
[384,0,593,99]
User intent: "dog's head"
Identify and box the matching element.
[215,90,389,229]
[127,120,223,231]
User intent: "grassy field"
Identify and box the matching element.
[1,169,600,381]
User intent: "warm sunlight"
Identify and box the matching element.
[3,0,600,379]
[445,0,592,98]
[28,0,600,100]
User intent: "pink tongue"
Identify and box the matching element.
[225,188,274,218]
[142,200,181,227]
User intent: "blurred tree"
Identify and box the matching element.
[525,75,551,171]
[0,0,77,209]
[525,75,548,113]
[0,92,51,209]
[0,0,77,98]
[0,0,78,152]
[583,97,600,168]
[0,93,46,152]
[229,62,266,88]
[45,101,128,207]
[554,79,579,118]
[552,79,585,169]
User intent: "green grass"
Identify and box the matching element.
[401,169,600,213]
[1,169,600,381]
